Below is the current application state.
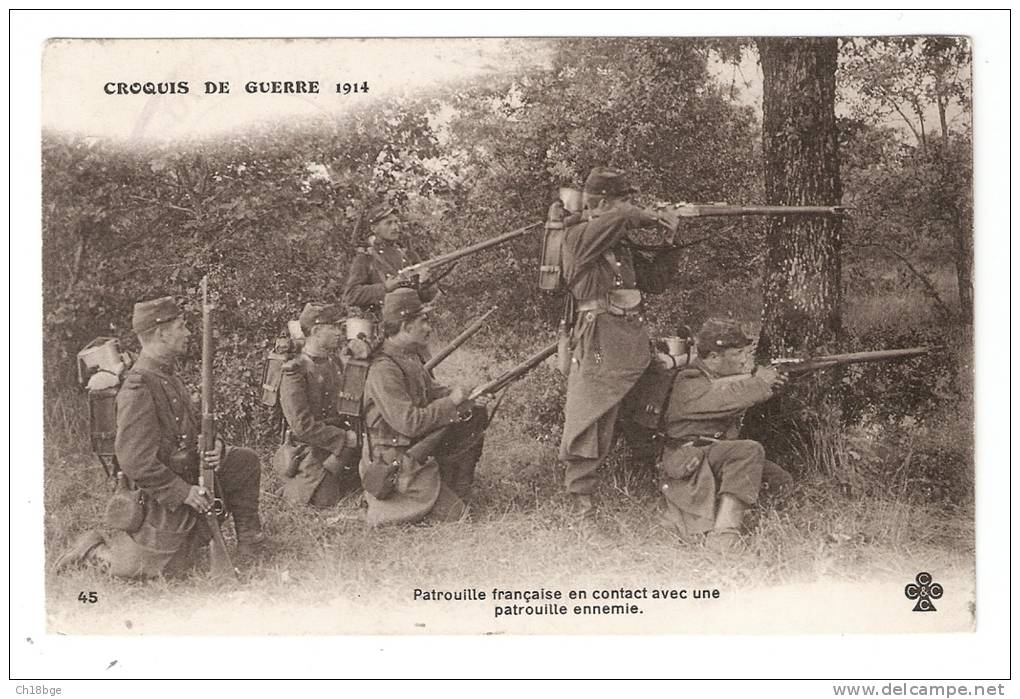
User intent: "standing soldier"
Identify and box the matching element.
[359,289,485,527]
[657,319,794,552]
[275,303,361,507]
[54,297,266,577]
[343,204,438,318]
[559,167,680,517]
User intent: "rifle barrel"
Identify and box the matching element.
[468,341,557,401]
[674,205,846,218]
[200,276,216,452]
[425,306,498,371]
[398,222,542,277]
[780,346,930,373]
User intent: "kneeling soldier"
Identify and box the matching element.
[276,303,361,506]
[658,319,793,553]
[360,289,485,527]
[55,297,266,577]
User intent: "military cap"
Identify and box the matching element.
[583,167,637,197]
[382,288,433,324]
[696,318,751,355]
[366,204,399,225]
[298,302,345,335]
[132,297,182,335]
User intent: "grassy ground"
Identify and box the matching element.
[44,385,974,635]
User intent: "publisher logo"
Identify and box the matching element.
[904,572,943,612]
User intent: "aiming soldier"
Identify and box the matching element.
[657,319,794,552]
[275,303,362,507]
[343,205,438,318]
[359,289,485,527]
[54,297,266,577]
[558,167,681,517]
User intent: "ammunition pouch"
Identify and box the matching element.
[323,440,361,477]
[608,288,642,313]
[273,430,300,478]
[104,479,146,533]
[362,452,403,501]
[576,289,643,318]
[659,443,704,481]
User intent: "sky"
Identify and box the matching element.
[42,38,554,141]
[44,37,966,149]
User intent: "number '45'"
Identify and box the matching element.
[78,591,98,604]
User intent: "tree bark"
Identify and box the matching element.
[952,211,974,321]
[757,38,843,358]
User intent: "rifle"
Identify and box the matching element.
[199,276,237,581]
[665,203,847,219]
[424,306,498,372]
[768,346,931,375]
[405,340,558,464]
[468,340,558,401]
[648,202,848,250]
[395,221,543,286]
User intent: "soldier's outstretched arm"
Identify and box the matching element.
[673,372,775,421]
[365,359,462,439]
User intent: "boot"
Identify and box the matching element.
[53,531,108,573]
[568,493,595,521]
[233,514,267,558]
[705,494,747,554]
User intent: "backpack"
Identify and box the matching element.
[76,337,134,479]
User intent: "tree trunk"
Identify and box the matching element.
[952,212,974,322]
[757,38,843,358]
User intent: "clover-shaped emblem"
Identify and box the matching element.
[904,572,943,612]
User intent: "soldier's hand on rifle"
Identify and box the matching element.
[658,208,680,234]
[383,276,405,292]
[755,365,789,392]
[202,438,225,471]
[185,485,214,514]
[449,385,470,406]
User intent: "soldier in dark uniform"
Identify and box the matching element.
[359,289,485,527]
[657,319,794,552]
[343,205,438,317]
[54,297,266,577]
[276,303,361,507]
[558,167,680,517]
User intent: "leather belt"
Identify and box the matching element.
[672,435,723,448]
[575,298,641,318]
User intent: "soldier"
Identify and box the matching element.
[343,204,438,318]
[558,167,680,517]
[275,303,361,507]
[54,297,266,578]
[359,289,485,527]
[657,319,794,552]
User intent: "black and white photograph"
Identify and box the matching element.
[10,9,1011,685]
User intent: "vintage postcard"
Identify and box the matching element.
[11,10,1011,683]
